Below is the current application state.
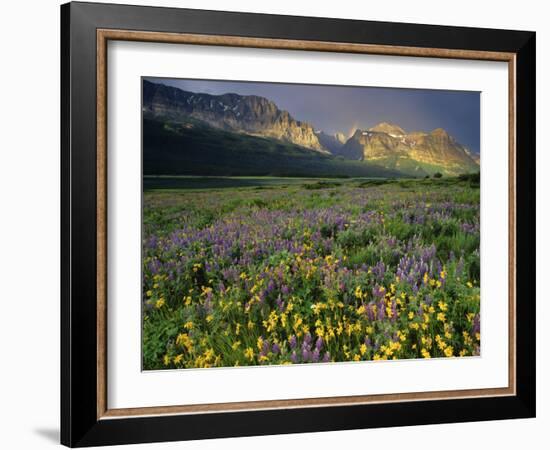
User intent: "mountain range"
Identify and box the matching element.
[143,80,480,177]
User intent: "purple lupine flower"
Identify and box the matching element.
[290,351,298,363]
[367,303,375,321]
[456,257,465,276]
[473,314,480,335]
[276,295,285,312]
[258,290,266,304]
[377,300,385,320]
[289,335,297,349]
[272,343,280,355]
[302,348,310,362]
[322,352,331,363]
[315,337,324,351]
[390,300,397,322]
[311,348,320,363]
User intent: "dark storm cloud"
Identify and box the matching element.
[145,77,480,154]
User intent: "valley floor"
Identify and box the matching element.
[142,176,480,369]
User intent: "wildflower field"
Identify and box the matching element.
[142,176,480,370]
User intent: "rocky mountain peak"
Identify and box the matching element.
[338,122,478,176]
[335,132,347,144]
[369,122,406,136]
[431,127,450,137]
[429,127,454,145]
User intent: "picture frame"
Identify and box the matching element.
[61,1,536,447]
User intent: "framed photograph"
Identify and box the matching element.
[61,1,536,447]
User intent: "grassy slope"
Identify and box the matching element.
[366,155,477,177]
[143,117,404,178]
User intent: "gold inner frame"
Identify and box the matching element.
[96,29,517,420]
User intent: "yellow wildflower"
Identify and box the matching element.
[176,333,193,351]
[244,347,254,361]
[312,302,326,315]
[155,298,165,309]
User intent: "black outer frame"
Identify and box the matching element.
[60,1,536,447]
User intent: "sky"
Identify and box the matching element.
[146,77,480,154]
